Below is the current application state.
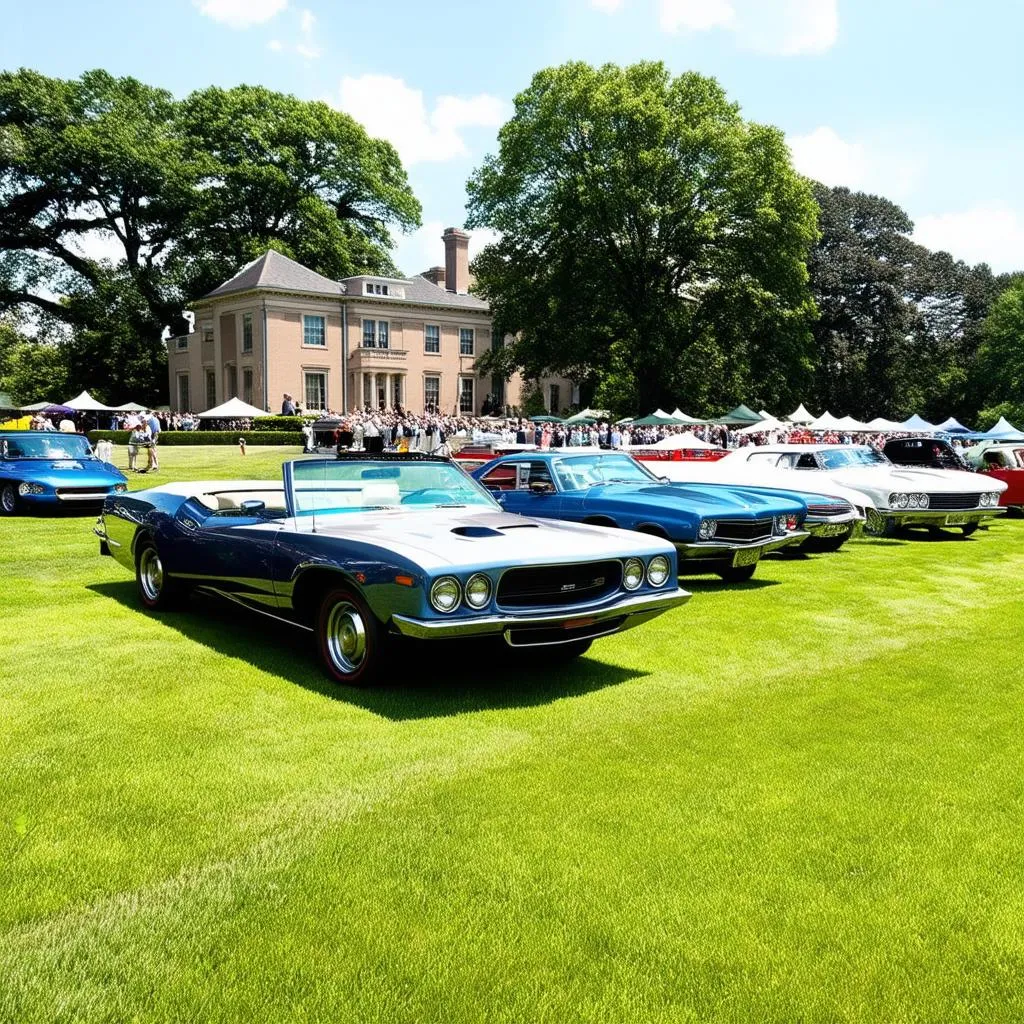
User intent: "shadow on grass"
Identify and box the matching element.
[87,581,646,721]
[678,577,782,593]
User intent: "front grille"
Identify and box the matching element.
[505,618,626,647]
[497,560,621,608]
[806,502,853,517]
[925,492,981,511]
[56,487,109,500]
[714,517,774,543]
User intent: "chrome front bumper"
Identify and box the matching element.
[879,508,1005,527]
[678,532,808,562]
[391,587,690,645]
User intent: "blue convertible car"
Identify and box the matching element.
[0,431,128,514]
[95,454,690,685]
[473,450,814,582]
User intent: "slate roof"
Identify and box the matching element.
[202,250,344,299]
[201,250,490,312]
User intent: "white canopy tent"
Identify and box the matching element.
[196,397,273,419]
[983,416,1024,438]
[113,401,148,412]
[809,411,843,430]
[786,403,815,424]
[934,416,972,433]
[647,431,716,450]
[20,401,55,412]
[864,417,903,431]
[739,416,785,434]
[835,415,867,431]
[652,408,672,419]
[901,414,936,431]
[64,390,115,411]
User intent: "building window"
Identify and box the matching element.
[177,374,190,412]
[459,328,474,356]
[378,321,389,350]
[459,376,474,414]
[362,319,376,348]
[303,315,326,347]
[424,375,440,412]
[175,336,188,351]
[226,365,237,399]
[549,384,560,415]
[392,375,402,409]
[242,313,253,354]
[243,368,253,405]
[202,327,214,344]
[205,370,216,408]
[305,372,327,411]
[364,282,389,296]
[424,324,440,354]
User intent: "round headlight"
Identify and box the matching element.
[18,482,31,495]
[907,493,920,509]
[977,492,989,507]
[114,483,127,493]
[698,519,717,540]
[429,576,461,613]
[647,555,671,587]
[774,515,788,535]
[917,493,929,509]
[464,573,491,609]
[989,492,1000,506]
[622,558,644,591]
[894,493,909,509]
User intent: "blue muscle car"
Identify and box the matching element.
[472,450,812,581]
[0,431,128,514]
[95,454,690,685]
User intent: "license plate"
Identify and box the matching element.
[944,513,970,525]
[732,547,762,567]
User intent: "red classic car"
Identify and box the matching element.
[976,444,1024,512]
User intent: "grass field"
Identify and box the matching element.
[2,446,1023,1023]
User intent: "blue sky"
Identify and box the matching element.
[2,0,1022,274]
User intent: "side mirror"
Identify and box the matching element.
[658,475,670,483]
[239,499,266,514]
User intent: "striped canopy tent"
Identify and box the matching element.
[786,403,815,424]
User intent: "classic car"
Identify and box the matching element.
[94,454,690,685]
[472,450,809,582]
[0,431,128,514]
[708,444,1006,536]
[969,443,1024,513]
[882,436,971,471]
[632,452,864,552]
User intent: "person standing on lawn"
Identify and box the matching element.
[145,409,161,472]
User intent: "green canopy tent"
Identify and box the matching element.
[565,407,609,424]
[716,403,762,426]
[528,415,564,423]
[629,413,688,426]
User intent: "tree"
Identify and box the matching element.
[0,69,421,401]
[0,321,69,404]
[974,276,1024,423]
[807,183,1002,420]
[466,61,819,415]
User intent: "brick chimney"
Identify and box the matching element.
[443,227,470,294]
[422,265,446,287]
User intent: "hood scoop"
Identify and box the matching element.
[450,525,505,538]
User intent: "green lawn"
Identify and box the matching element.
[2,446,1023,1023]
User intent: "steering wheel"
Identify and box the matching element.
[401,488,454,505]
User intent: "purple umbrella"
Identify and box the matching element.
[42,405,77,415]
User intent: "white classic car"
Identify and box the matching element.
[699,445,1006,536]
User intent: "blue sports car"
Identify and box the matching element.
[473,450,813,582]
[0,431,128,514]
[95,454,690,685]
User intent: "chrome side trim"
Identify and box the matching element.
[677,532,808,560]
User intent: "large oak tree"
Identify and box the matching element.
[466,61,819,415]
[0,69,421,403]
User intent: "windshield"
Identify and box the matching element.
[551,453,657,489]
[1,434,92,460]
[289,459,499,515]
[818,447,889,470]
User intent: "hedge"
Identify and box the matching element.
[250,415,307,432]
[88,430,304,446]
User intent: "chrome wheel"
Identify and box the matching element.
[0,484,16,514]
[325,600,367,675]
[139,546,164,602]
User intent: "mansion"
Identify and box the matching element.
[166,228,572,417]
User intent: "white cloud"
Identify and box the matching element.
[299,7,315,32]
[596,0,838,55]
[335,75,507,165]
[266,6,320,59]
[193,0,287,29]
[659,0,734,33]
[267,38,283,51]
[914,207,1024,273]
[788,126,867,188]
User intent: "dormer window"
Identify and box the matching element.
[364,282,389,296]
